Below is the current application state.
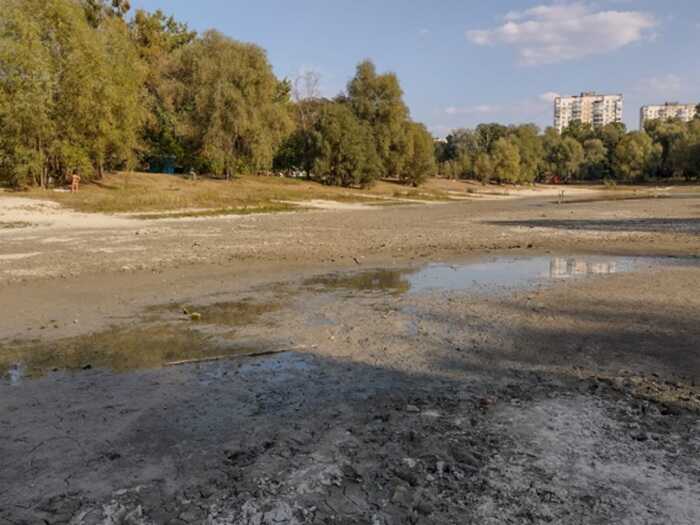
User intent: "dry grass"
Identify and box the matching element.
[20,172,452,214]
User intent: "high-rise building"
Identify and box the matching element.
[639,102,697,130]
[554,92,623,133]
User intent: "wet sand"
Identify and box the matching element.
[1,194,699,524]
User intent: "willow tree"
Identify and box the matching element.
[130,9,196,165]
[310,103,381,188]
[173,30,292,178]
[0,0,144,187]
[346,60,410,179]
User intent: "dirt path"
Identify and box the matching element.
[1,193,699,524]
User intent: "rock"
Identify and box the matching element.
[450,448,480,469]
[391,486,413,507]
[414,501,434,516]
[405,404,420,413]
[403,457,417,469]
[190,312,202,321]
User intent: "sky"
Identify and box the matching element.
[129,0,700,136]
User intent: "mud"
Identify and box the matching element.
[1,194,700,524]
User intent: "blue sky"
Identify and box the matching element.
[130,1,700,135]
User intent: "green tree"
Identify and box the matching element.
[82,0,131,27]
[669,119,700,180]
[310,102,381,187]
[401,122,436,186]
[581,138,608,180]
[473,153,494,183]
[346,60,409,178]
[491,138,521,183]
[562,121,595,144]
[613,132,661,182]
[643,118,687,178]
[173,30,292,177]
[546,136,584,181]
[474,123,508,154]
[129,9,196,167]
[510,124,543,183]
[0,0,144,187]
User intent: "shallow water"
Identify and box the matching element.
[2,255,691,383]
[409,256,638,293]
[306,255,667,295]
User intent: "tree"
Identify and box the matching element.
[83,0,131,27]
[401,123,436,186]
[310,102,381,187]
[669,119,700,180]
[510,124,543,183]
[474,123,508,154]
[613,132,661,182]
[643,118,687,178]
[563,121,595,144]
[129,9,196,167]
[346,60,409,178]
[173,30,292,177]
[546,136,584,181]
[473,153,494,183]
[491,138,521,183]
[0,0,144,187]
[581,139,608,180]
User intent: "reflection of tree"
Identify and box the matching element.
[307,270,412,295]
[0,324,241,381]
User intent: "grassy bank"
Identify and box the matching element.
[19,172,453,214]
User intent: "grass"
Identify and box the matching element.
[18,172,452,214]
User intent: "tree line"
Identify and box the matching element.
[437,111,700,184]
[0,0,435,188]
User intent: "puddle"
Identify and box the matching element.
[145,299,281,326]
[1,296,293,383]
[408,256,637,293]
[0,323,266,384]
[305,256,679,296]
[304,269,412,295]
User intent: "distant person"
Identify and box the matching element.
[71,171,81,193]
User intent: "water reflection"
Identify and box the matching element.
[307,255,650,295]
[304,269,412,295]
[549,257,620,278]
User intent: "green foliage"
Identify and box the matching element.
[346,60,409,179]
[0,0,144,187]
[613,132,662,182]
[309,102,381,187]
[491,138,521,183]
[581,139,608,180]
[436,114,700,184]
[473,153,494,183]
[401,123,436,186]
[172,30,293,177]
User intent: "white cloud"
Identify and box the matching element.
[539,91,560,103]
[466,2,657,65]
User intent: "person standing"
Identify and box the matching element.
[71,171,81,193]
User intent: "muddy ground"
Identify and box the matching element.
[1,193,700,524]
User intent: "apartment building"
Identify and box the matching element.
[639,102,697,129]
[554,92,623,133]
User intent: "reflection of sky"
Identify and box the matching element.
[409,256,638,293]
